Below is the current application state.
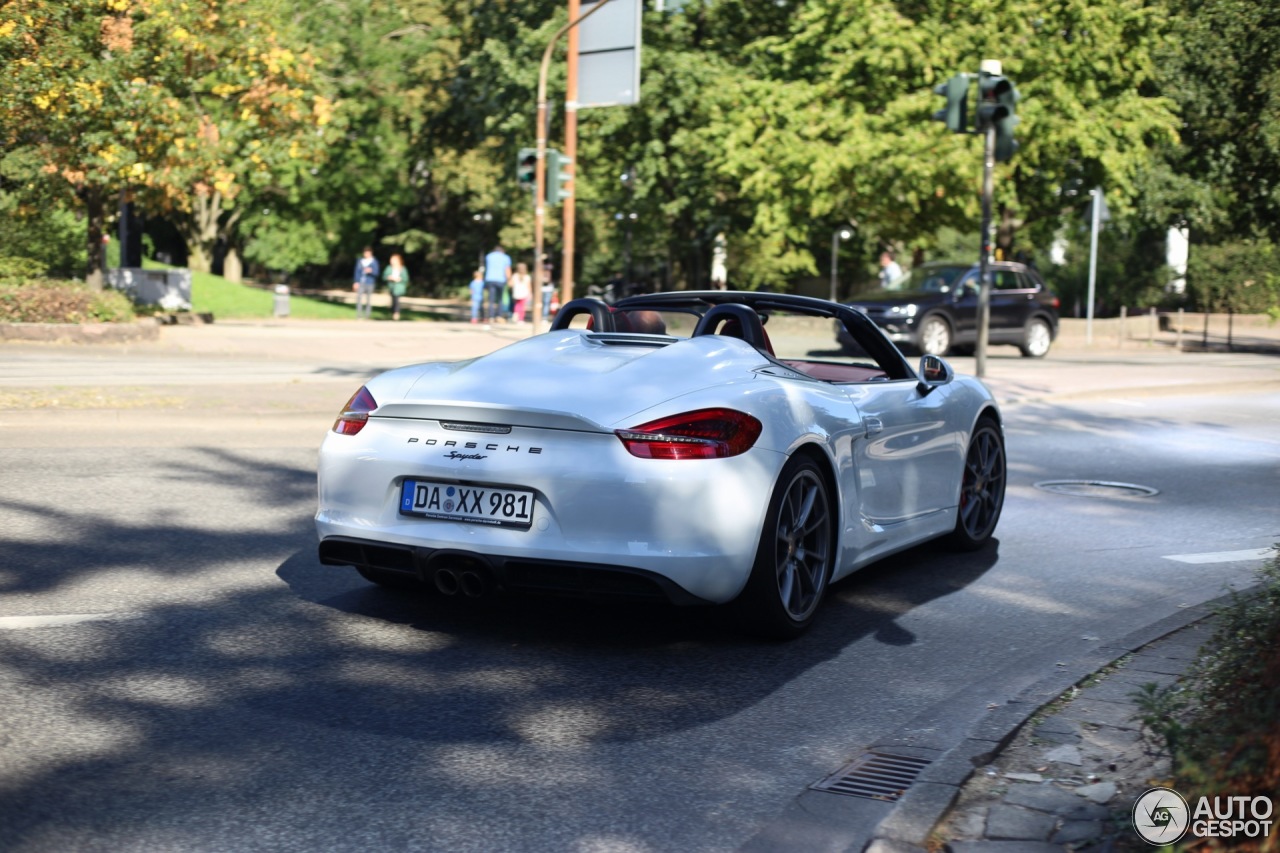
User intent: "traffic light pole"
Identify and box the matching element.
[975,125,996,379]
[531,0,613,332]
[562,0,581,312]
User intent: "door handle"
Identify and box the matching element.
[864,417,883,437]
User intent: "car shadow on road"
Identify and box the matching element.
[270,537,1000,745]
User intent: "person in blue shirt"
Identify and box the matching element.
[468,269,485,324]
[482,245,512,322]
[352,247,380,319]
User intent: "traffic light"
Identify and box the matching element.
[517,148,536,188]
[546,149,573,206]
[932,73,970,133]
[976,72,1020,161]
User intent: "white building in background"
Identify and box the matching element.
[1050,229,1069,266]
[1167,226,1189,294]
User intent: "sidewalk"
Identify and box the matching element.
[929,619,1214,852]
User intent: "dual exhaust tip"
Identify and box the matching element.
[432,567,487,598]
[425,552,491,598]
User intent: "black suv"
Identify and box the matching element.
[838,261,1060,358]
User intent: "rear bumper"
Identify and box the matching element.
[319,535,710,605]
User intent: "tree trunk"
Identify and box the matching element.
[85,189,105,290]
[179,191,223,273]
[996,203,1023,261]
[223,246,243,283]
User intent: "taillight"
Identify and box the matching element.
[333,386,377,435]
[615,408,762,460]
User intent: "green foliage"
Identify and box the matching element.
[1185,238,1280,314]
[1131,681,1189,756]
[4,0,1273,301]
[0,279,135,323]
[1158,0,1280,243]
[0,0,335,275]
[0,255,48,280]
[1173,553,1280,805]
[0,188,86,275]
[242,219,331,275]
[1042,225,1171,314]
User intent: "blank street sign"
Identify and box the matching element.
[578,0,642,108]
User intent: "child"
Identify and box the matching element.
[468,269,485,324]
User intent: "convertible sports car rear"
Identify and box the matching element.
[316,291,1005,638]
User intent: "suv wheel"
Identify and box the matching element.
[1019,317,1053,358]
[918,315,952,356]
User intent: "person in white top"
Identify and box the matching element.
[509,262,533,322]
[879,251,904,290]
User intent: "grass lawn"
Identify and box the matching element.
[143,261,443,321]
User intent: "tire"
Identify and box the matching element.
[734,456,835,639]
[357,566,431,592]
[1019,317,1053,358]
[917,315,952,356]
[947,420,1006,551]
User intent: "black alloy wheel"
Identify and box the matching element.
[948,420,1006,550]
[736,455,835,639]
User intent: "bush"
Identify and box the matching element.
[0,278,136,323]
[1187,239,1280,315]
[1173,552,1280,835]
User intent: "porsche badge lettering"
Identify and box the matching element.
[407,438,543,455]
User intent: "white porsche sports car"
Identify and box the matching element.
[316,291,1005,638]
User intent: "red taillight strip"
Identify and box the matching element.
[615,408,762,459]
[333,386,378,435]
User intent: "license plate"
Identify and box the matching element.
[399,480,534,528]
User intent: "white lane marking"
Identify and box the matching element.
[1163,548,1277,565]
[0,613,140,630]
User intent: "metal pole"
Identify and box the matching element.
[975,125,995,378]
[624,217,634,286]
[829,230,840,303]
[117,190,128,269]
[1086,187,1101,345]
[561,0,581,309]
[1118,305,1126,348]
[530,0,613,334]
[1176,307,1184,352]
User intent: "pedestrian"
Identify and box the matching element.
[482,244,512,323]
[510,262,533,322]
[879,251,904,290]
[382,253,409,321]
[468,269,485,324]
[541,256,555,318]
[352,246,380,319]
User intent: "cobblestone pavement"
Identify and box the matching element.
[927,618,1215,853]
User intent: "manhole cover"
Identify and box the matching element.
[1034,480,1159,498]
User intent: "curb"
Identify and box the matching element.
[860,590,1249,852]
[0,320,161,344]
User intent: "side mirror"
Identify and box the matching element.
[916,354,954,396]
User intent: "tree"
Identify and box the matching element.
[0,0,333,279]
[1160,0,1280,244]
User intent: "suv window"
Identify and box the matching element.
[992,270,1022,291]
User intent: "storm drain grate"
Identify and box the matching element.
[1034,479,1160,498]
[810,752,932,801]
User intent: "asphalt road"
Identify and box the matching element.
[1,327,1277,852]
